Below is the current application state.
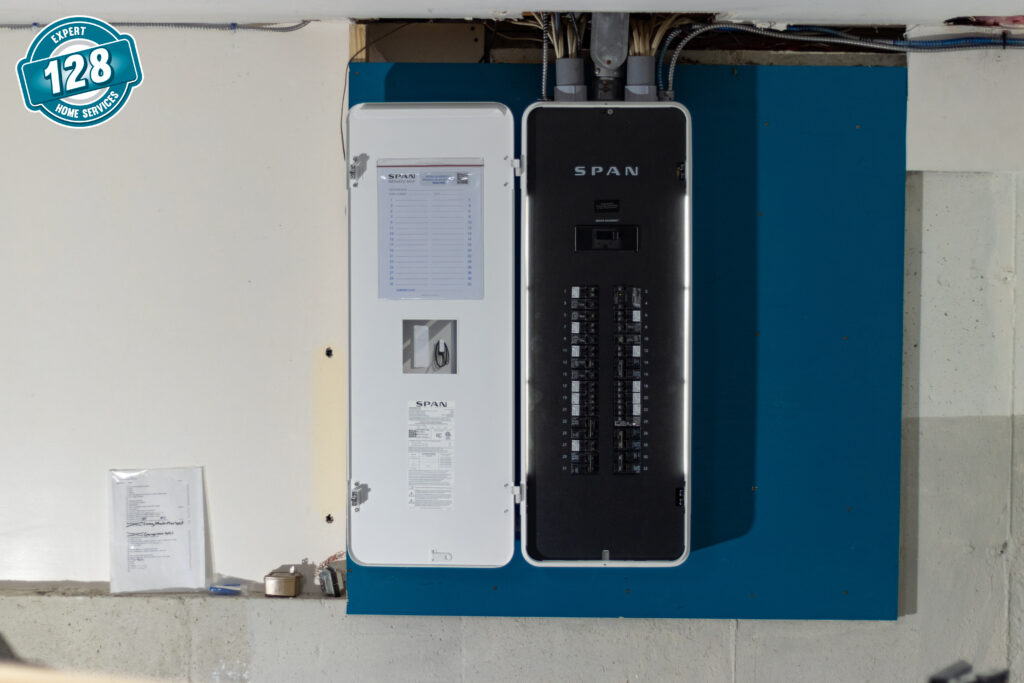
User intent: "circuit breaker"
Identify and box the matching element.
[347,101,690,568]
[521,102,691,566]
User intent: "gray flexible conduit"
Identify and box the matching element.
[540,12,550,101]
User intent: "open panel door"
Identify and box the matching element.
[347,103,516,567]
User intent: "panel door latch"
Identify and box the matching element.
[350,482,370,510]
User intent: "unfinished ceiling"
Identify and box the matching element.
[0,1,1019,26]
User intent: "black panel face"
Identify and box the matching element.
[524,105,689,563]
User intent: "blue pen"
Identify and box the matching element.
[208,583,242,595]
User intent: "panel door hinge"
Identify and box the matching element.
[349,152,369,187]
[511,158,522,177]
[350,482,370,510]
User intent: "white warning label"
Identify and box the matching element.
[407,401,454,509]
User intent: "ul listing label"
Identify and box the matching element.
[17,16,143,128]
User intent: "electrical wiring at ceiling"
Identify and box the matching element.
[516,11,587,59]
[520,10,593,98]
[661,22,1024,97]
[629,14,691,57]
[514,14,1024,101]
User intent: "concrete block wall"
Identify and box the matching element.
[1,172,1019,681]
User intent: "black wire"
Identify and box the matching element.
[479,21,490,63]
[483,22,543,43]
[568,14,581,57]
[340,23,410,163]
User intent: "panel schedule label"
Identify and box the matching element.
[378,160,483,300]
[407,401,455,510]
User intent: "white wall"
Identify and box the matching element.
[0,22,350,583]
[908,26,1024,172]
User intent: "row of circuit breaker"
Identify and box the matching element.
[564,284,649,475]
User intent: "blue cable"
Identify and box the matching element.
[788,25,1022,49]
[786,26,858,38]
[894,36,1016,47]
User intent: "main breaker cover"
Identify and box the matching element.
[347,103,516,568]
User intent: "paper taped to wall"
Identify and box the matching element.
[109,467,205,593]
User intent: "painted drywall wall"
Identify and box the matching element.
[0,22,350,583]
[908,27,1024,172]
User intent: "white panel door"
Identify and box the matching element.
[347,103,516,567]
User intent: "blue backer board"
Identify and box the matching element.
[347,63,906,619]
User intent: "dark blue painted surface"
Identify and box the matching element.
[347,63,906,619]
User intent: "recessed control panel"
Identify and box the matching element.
[521,102,692,566]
